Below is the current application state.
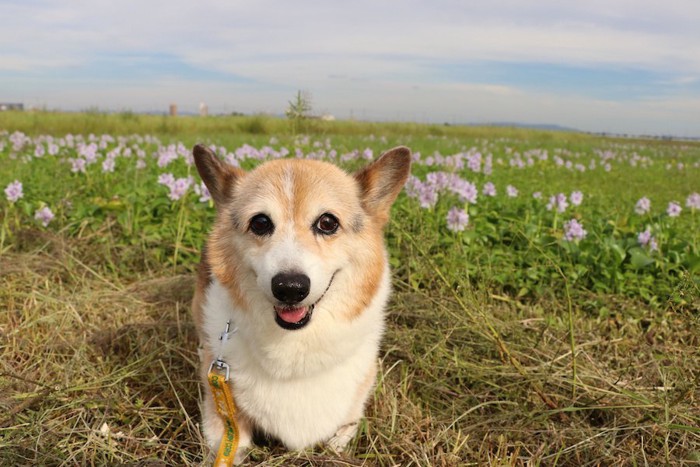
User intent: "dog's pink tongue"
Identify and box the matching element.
[275,305,308,323]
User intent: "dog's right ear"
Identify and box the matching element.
[354,146,412,225]
[193,144,245,205]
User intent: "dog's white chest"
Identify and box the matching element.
[231,340,373,449]
[202,278,384,449]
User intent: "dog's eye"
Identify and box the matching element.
[314,213,339,235]
[249,214,274,236]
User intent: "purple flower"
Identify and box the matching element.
[102,157,115,173]
[157,173,175,187]
[570,191,583,206]
[79,143,98,164]
[635,197,651,215]
[556,193,569,212]
[448,176,478,204]
[418,184,438,208]
[532,191,542,200]
[666,201,681,217]
[686,192,700,210]
[446,207,469,232]
[4,180,23,203]
[225,153,239,167]
[426,172,450,191]
[466,152,482,173]
[70,158,86,173]
[10,131,29,151]
[482,182,496,197]
[637,228,651,246]
[483,155,493,176]
[547,193,568,213]
[637,228,658,251]
[168,176,193,201]
[404,176,422,198]
[194,182,211,203]
[34,206,55,227]
[157,146,178,168]
[649,237,659,251]
[506,185,518,197]
[563,218,587,242]
[157,173,192,201]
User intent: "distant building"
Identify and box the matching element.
[0,103,24,111]
[308,113,336,121]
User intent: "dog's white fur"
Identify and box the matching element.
[191,145,411,463]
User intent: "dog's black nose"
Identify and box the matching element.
[271,272,310,304]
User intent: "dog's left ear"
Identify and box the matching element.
[354,146,412,223]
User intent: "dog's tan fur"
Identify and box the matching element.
[191,145,411,463]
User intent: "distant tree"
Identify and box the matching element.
[286,90,312,134]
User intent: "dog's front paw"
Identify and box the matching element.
[202,418,250,465]
[201,398,251,465]
[205,444,249,466]
[233,446,249,465]
[327,421,359,453]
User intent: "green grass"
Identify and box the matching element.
[0,109,619,147]
[1,111,699,466]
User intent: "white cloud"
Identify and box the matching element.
[4,1,700,74]
[2,0,700,134]
[0,55,79,72]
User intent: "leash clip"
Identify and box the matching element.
[210,320,237,382]
[209,359,230,382]
[219,319,237,344]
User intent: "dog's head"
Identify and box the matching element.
[194,144,411,331]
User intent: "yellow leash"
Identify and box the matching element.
[207,320,240,466]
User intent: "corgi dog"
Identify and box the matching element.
[191,144,411,463]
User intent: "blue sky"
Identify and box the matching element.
[2,0,700,135]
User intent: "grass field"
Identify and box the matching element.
[1,111,699,466]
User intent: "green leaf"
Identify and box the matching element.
[610,243,627,264]
[629,248,654,269]
[684,255,700,273]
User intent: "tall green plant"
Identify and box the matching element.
[285,90,312,135]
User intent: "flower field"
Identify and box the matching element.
[3,125,699,307]
[1,113,699,465]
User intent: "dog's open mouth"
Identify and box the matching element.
[272,270,338,331]
[274,304,314,330]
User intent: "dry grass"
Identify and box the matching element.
[1,229,699,466]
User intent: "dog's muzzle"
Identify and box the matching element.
[271,272,313,330]
[271,271,338,331]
